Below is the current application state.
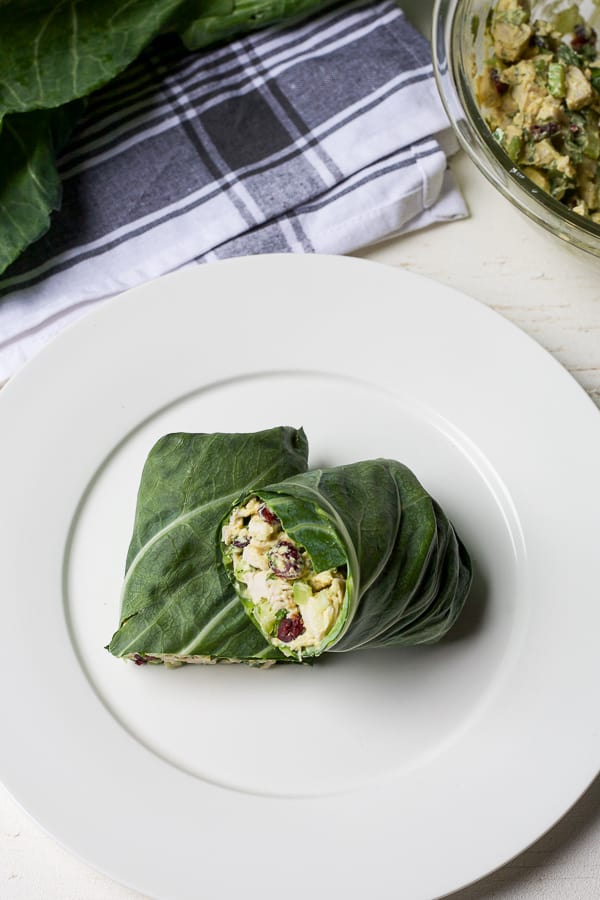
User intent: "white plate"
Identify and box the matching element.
[1,255,599,900]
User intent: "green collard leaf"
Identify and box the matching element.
[0,0,342,270]
[0,0,193,124]
[109,429,472,667]
[0,0,342,123]
[0,0,193,271]
[107,427,309,664]
[0,100,84,275]
[225,459,473,660]
[180,0,341,50]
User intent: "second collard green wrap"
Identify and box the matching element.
[223,459,472,660]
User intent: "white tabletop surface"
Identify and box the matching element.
[2,4,600,898]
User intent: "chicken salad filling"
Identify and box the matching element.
[476,0,600,220]
[222,496,346,653]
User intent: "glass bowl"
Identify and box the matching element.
[432,0,600,257]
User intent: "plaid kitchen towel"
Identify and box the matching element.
[0,0,467,380]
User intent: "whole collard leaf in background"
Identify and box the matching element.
[0,0,191,126]
[179,0,341,52]
[0,0,192,275]
[107,427,309,665]
[0,0,341,275]
[0,101,84,275]
[0,0,341,124]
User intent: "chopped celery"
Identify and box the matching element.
[557,43,583,67]
[553,5,583,36]
[584,122,600,160]
[507,134,522,162]
[548,62,566,98]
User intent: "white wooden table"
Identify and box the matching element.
[2,1,600,893]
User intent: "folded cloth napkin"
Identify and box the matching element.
[0,0,467,380]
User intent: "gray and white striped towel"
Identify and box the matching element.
[0,0,467,380]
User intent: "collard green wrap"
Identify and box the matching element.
[108,430,472,666]
[223,460,472,660]
[107,427,308,664]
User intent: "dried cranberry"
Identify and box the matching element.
[267,540,305,578]
[232,535,250,548]
[572,24,596,51]
[277,614,305,642]
[490,68,508,96]
[258,503,280,526]
[133,654,147,666]
[529,122,559,140]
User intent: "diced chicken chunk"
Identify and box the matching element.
[529,138,575,177]
[502,61,562,125]
[565,65,593,111]
[491,0,532,61]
